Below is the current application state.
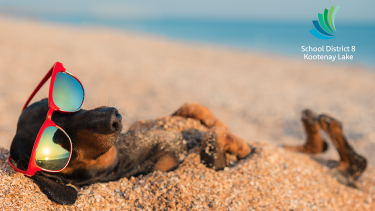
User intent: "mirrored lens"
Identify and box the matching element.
[53,72,84,112]
[35,126,71,171]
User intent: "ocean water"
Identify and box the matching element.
[12,15,375,67]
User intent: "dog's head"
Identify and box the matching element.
[10,98,123,205]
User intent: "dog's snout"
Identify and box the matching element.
[89,107,123,134]
[109,108,122,132]
[111,109,122,132]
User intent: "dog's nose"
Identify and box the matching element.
[109,108,122,132]
[87,107,123,134]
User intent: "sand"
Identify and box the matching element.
[1,143,375,210]
[0,16,375,210]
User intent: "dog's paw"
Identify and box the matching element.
[331,168,357,188]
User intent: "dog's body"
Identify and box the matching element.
[10,99,367,205]
[68,115,209,186]
[10,99,250,204]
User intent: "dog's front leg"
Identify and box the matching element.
[200,127,251,170]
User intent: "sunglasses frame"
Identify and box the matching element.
[8,62,85,177]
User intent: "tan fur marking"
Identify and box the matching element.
[321,119,350,170]
[173,103,229,129]
[284,109,327,155]
[153,154,179,172]
[62,146,118,174]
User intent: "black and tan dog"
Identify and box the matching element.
[9,99,250,205]
[9,100,367,205]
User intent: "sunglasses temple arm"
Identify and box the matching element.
[22,66,54,112]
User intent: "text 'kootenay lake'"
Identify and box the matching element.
[301,45,355,62]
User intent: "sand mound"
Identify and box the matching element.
[1,144,374,210]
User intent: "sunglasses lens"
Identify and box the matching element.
[35,126,71,171]
[53,72,84,112]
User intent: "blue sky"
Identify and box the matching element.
[0,0,374,23]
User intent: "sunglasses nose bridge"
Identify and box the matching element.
[46,108,55,121]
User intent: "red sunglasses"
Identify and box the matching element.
[8,62,85,177]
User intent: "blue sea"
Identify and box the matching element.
[10,15,375,67]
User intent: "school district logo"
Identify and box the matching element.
[309,5,340,40]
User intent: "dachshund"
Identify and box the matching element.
[9,100,366,205]
[9,99,250,204]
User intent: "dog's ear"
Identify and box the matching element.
[31,173,77,205]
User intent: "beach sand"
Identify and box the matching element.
[0,16,375,210]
